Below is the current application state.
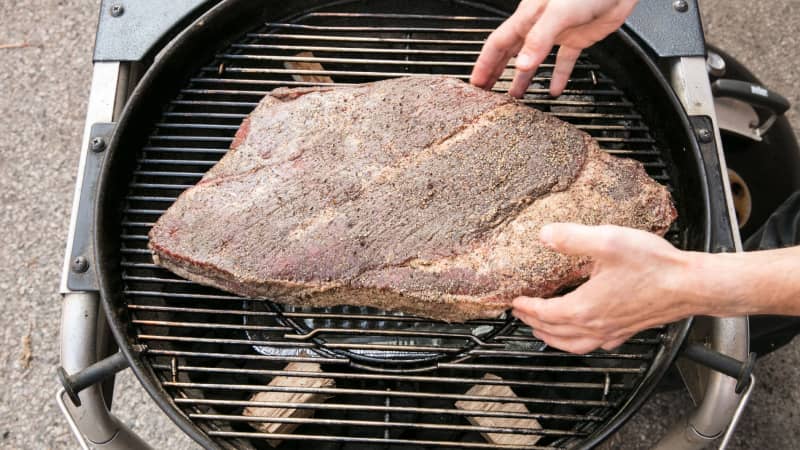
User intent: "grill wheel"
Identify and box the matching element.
[100,1,698,449]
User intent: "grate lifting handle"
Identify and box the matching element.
[681,342,756,394]
[56,347,143,407]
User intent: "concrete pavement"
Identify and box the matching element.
[0,0,796,448]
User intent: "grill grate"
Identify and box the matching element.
[120,5,677,450]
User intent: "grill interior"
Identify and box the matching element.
[119,2,681,449]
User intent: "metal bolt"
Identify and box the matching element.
[90,137,106,152]
[706,51,727,77]
[71,256,89,273]
[697,128,713,143]
[673,0,689,12]
[110,4,124,17]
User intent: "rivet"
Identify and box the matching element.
[706,51,727,77]
[697,128,713,143]
[90,137,106,152]
[673,0,689,12]
[71,256,89,273]
[110,4,125,17]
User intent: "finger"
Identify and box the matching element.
[513,308,601,338]
[471,1,544,88]
[539,223,630,259]
[512,294,585,326]
[515,1,576,73]
[471,37,513,89]
[534,329,603,355]
[490,61,510,88]
[549,45,582,97]
[508,68,536,98]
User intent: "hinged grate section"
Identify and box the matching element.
[120,4,678,449]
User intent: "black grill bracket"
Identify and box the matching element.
[67,122,115,292]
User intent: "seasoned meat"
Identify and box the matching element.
[149,77,676,322]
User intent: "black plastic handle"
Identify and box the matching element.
[57,351,133,407]
[711,78,791,116]
[682,342,756,394]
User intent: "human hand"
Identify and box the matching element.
[512,223,702,354]
[471,0,639,98]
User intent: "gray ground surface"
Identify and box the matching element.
[0,1,797,449]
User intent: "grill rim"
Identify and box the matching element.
[93,1,705,449]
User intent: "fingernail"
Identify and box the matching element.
[540,224,554,247]
[516,53,533,69]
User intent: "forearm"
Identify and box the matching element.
[686,246,800,317]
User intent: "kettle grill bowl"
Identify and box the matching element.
[95,1,708,448]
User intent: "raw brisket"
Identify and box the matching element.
[149,77,676,322]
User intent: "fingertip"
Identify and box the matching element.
[548,71,569,97]
[540,222,593,249]
[548,83,565,98]
[511,296,534,309]
[469,68,488,89]
[508,68,535,99]
[539,224,556,247]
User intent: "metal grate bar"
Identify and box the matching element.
[246,32,489,45]
[152,371,614,407]
[168,393,605,421]
[205,430,559,449]
[154,123,240,130]
[158,367,625,391]
[212,66,601,78]
[171,99,259,107]
[142,146,229,154]
[231,43,487,55]
[190,413,585,436]
[127,194,185,201]
[127,183,192,190]
[299,12,505,21]
[185,79,625,96]
[120,221,154,228]
[127,290,249,300]
[131,319,291,332]
[131,171,203,179]
[128,303,504,325]
[144,344,647,362]
[437,362,644,374]
[262,22,497,33]
[215,53,601,71]
[136,159,218,167]
[140,334,459,353]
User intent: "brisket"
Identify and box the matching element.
[149,76,676,322]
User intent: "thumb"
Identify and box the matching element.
[540,223,627,259]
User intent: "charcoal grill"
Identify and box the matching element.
[59,1,760,449]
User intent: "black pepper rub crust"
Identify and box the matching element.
[149,76,676,322]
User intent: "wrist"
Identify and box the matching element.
[681,251,754,317]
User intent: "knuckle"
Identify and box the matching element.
[597,227,621,253]
[523,34,550,54]
[588,317,608,333]
[569,303,593,323]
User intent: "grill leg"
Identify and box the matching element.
[59,292,152,450]
[655,55,752,450]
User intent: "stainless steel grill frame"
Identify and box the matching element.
[94,4,695,449]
